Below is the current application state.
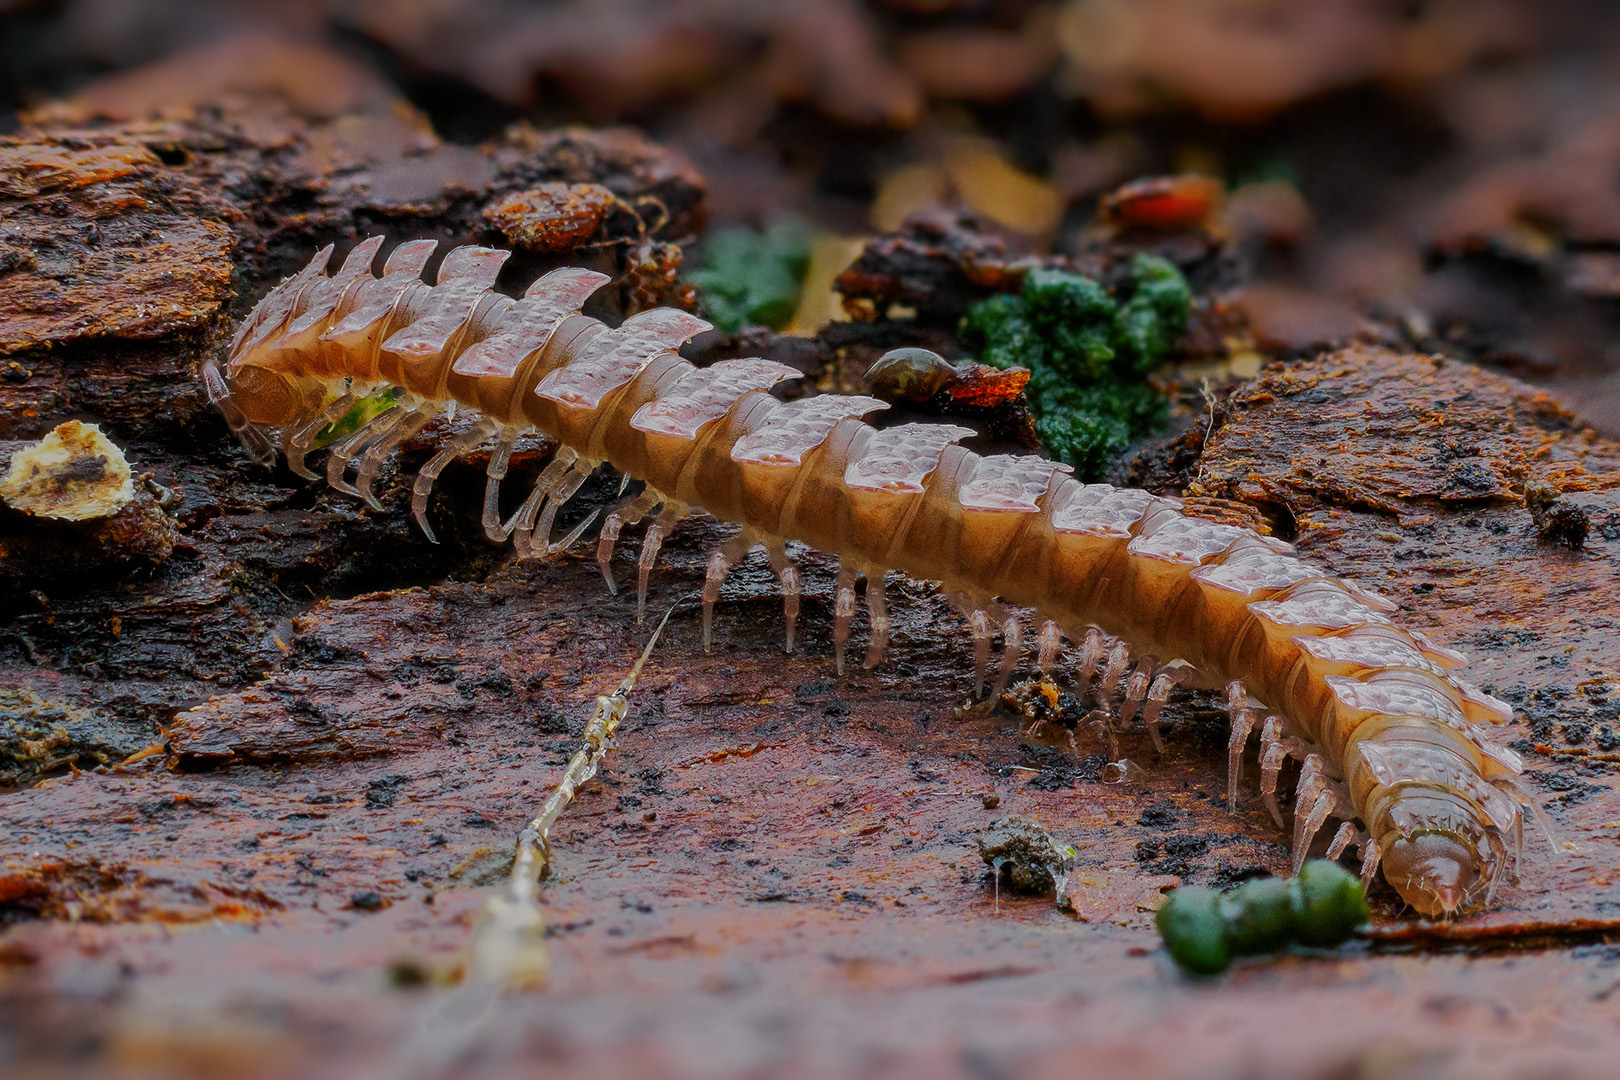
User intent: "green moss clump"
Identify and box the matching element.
[961,254,1191,478]
[689,220,813,333]
[1156,861,1370,976]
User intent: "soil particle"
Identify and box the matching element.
[976,815,1075,900]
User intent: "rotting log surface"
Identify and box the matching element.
[2,109,1619,1080]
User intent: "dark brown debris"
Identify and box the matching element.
[1524,480,1590,549]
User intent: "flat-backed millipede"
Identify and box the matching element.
[206,236,1542,918]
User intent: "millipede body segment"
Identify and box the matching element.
[208,237,1539,919]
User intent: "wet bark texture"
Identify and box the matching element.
[2,25,1619,1080]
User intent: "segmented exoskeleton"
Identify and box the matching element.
[206,237,1543,918]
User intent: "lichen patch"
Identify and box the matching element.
[0,420,135,521]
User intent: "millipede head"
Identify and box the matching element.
[227,363,319,426]
[1381,828,1490,918]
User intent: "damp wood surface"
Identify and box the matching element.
[4,347,1620,1078]
[2,32,1620,1080]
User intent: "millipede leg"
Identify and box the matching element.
[1358,839,1381,890]
[597,516,625,593]
[324,404,403,496]
[286,391,357,479]
[992,612,1022,698]
[968,608,992,698]
[636,506,682,623]
[1258,716,1289,827]
[1139,671,1175,755]
[534,464,595,554]
[512,453,579,558]
[701,532,756,652]
[411,420,497,543]
[481,432,519,543]
[1036,620,1063,672]
[1293,790,1337,874]
[1097,640,1131,705]
[547,506,600,557]
[702,550,728,652]
[1492,775,1557,855]
[508,481,548,559]
[1325,821,1357,861]
[1117,659,1154,729]
[1085,708,1119,760]
[1077,628,1106,685]
[1290,752,1330,870]
[833,563,857,676]
[1225,682,1258,813]
[862,570,889,670]
[1484,832,1512,905]
[637,523,668,624]
[355,403,435,510]
[769,546,800,654]
[596,491,659,593]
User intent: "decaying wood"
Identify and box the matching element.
[2,29,1619,1080]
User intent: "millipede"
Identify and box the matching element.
[205,235,1546,919]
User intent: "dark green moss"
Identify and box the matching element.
[961,254,1190,478]
[689,220,813,333]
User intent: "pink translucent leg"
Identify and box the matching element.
[324,404,403,496]
[1325,821,1357,861]
[203,358,277,465]
[833,563,857,676]
[512,453,579,558]
[596,491,659,594]
[1293,790,1337,874]
[1258,716,1289,828]
[481,432,519,543]
[701,532,756,651]
[1117,660,1155,728]
[636,506,683,623]
[1290,753,1334,872]
[1225,681,1259,813]
[1086,709,1119,760]
[532,463,594,554]
[1139,671,1175,755]
[1036,620,1062,672]
[546,506,599,559]
[768,546,800,654]
[507,475,551,560]
[354,404,434,510]
[991,611,1022,697]
[1359,840,1382,889]
[286,391,357,479]
[1097,641,1130,704]
[411,419,497,543]
[597,516,625,593]
[1077,628,1106,685]
[968,609,992,698]
[862,570,889,670]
